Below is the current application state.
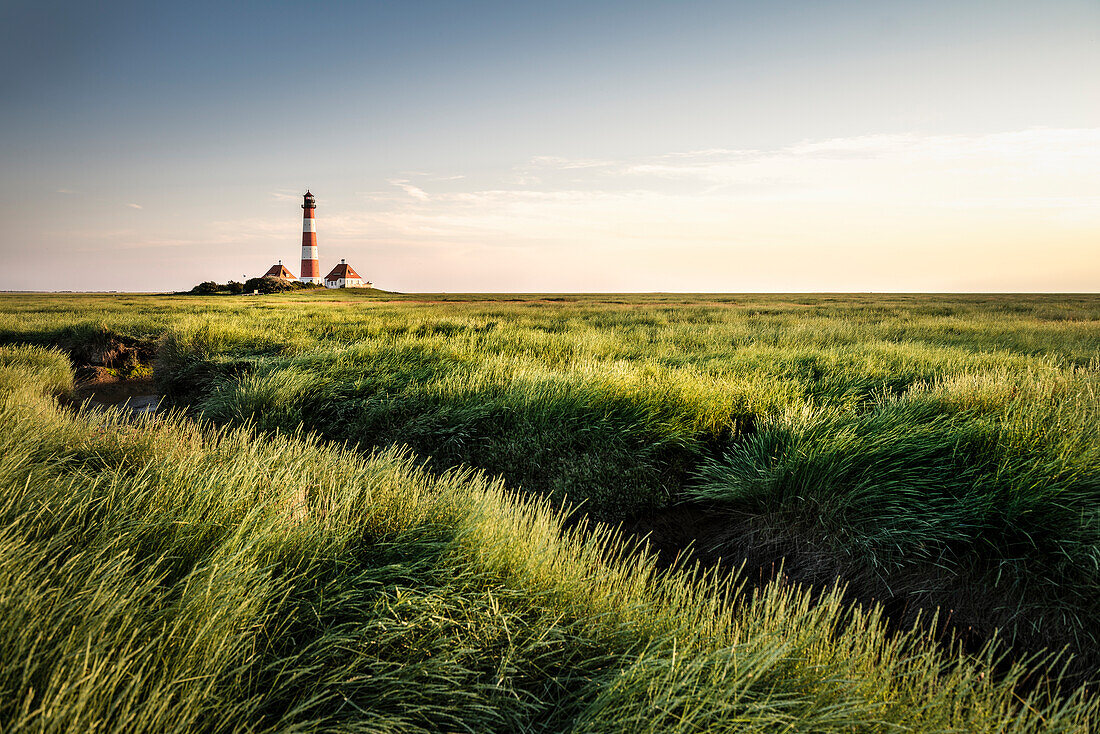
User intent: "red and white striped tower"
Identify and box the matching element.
[299,190,322,284]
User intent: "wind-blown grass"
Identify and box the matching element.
[2,345,1097,731]
[3,291,1100,685]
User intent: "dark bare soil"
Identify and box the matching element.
[69,376,161,414]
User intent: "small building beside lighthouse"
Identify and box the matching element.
[263,261,297,280]
[325,259,367,288]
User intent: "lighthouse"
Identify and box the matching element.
[299,190,322,285]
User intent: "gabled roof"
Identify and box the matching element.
[263,264,297,279]
[325,262,362,280]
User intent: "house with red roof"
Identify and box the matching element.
[324,259,370,288]
[263,261,297,280]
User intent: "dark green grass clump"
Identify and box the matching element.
[2,345,1097,732]
[693,366,1100,673]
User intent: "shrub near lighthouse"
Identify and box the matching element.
[299,190,321,285]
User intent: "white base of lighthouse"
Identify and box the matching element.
[300,277,323,285]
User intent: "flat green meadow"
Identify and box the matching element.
[1,290,1098,731]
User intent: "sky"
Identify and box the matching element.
[1,0,1097,293]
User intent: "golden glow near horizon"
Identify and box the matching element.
[311,129,1099,292]
[6,128,1097,292]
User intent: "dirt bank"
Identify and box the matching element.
[68,375,162,414]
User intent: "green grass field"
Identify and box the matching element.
[1,291,1098,731]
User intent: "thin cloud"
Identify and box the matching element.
[523,129,1100,189]
[400,172,466,181]
[530,155,615,170]
[389,179,430,201]
[126,203,143,209]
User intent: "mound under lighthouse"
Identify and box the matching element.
[299,190,322,285]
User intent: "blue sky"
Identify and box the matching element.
[2,0,1098,291]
